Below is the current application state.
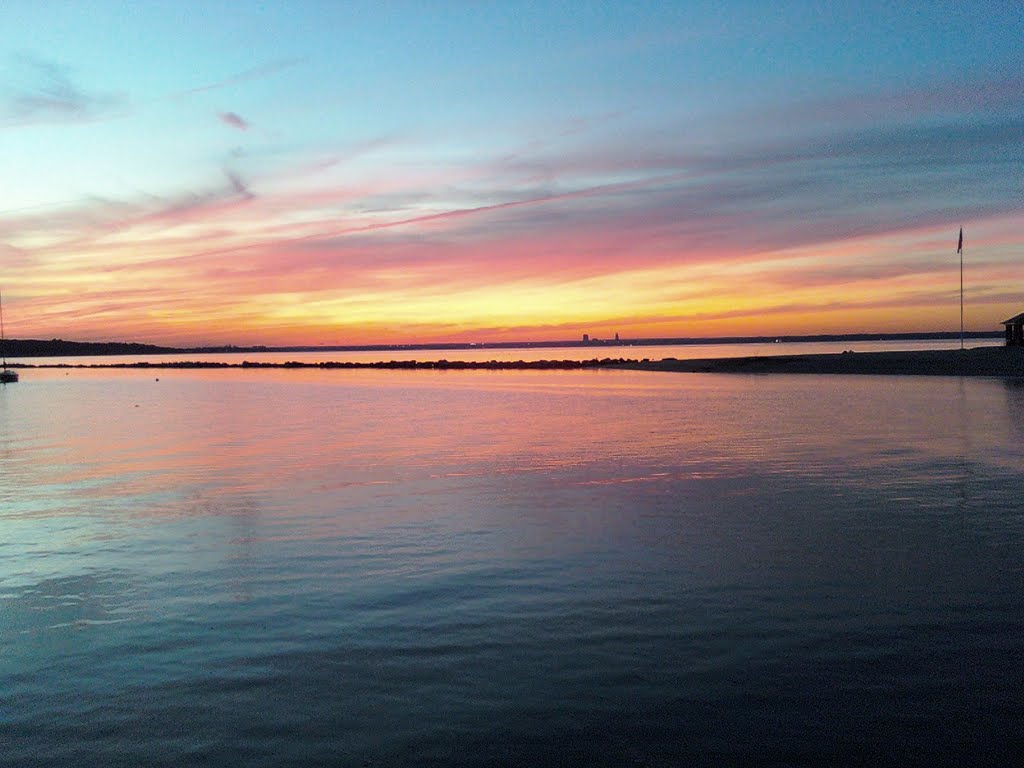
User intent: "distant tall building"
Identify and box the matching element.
[582,333,590,343]
[614,332,620,342]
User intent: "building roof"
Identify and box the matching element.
[1001,312,1024,325]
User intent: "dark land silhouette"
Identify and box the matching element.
[621,345,1024,377]
[13,345,1024,377]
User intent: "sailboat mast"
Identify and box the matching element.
[1,288,7,369]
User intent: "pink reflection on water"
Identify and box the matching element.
[3,367,1019,547]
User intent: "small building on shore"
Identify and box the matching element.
[1001,313,1024,346]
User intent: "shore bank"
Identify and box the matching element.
[12,346,1024,377]
[621,346,1024,377]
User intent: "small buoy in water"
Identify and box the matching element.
[155,378,159,381]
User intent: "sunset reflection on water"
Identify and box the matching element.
[4,367,1018,521]
[2,368,1023,765]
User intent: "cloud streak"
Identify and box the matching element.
[173,58,301,98]
[0,55,125,125]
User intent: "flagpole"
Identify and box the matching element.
[954,243,962,352]
[958,227,964,350]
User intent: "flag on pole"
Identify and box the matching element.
[958,227,964,349]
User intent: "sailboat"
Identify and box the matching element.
[1,289,19,383]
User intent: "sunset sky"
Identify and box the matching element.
[1,1,1022,346]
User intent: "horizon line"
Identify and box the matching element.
[3,330,1004,356]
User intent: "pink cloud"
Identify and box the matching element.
[219,111,249,130]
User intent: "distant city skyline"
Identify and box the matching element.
[1,1,1022,346]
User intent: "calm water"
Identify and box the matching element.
[2,368,1022,766]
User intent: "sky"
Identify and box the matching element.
[1,1,1022,346]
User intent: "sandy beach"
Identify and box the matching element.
[624,345,1024,377]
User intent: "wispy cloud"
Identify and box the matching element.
[174,58,300,98]
[224,170,254,199]
[750,73,1024,131]
[0,55,125,125]
[2,169,257,257]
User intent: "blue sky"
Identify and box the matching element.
[1,1,1022,344]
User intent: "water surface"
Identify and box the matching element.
[2,369,1022,765]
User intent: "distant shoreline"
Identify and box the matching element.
[1,331,1003,358]
[13,346,1024,377]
